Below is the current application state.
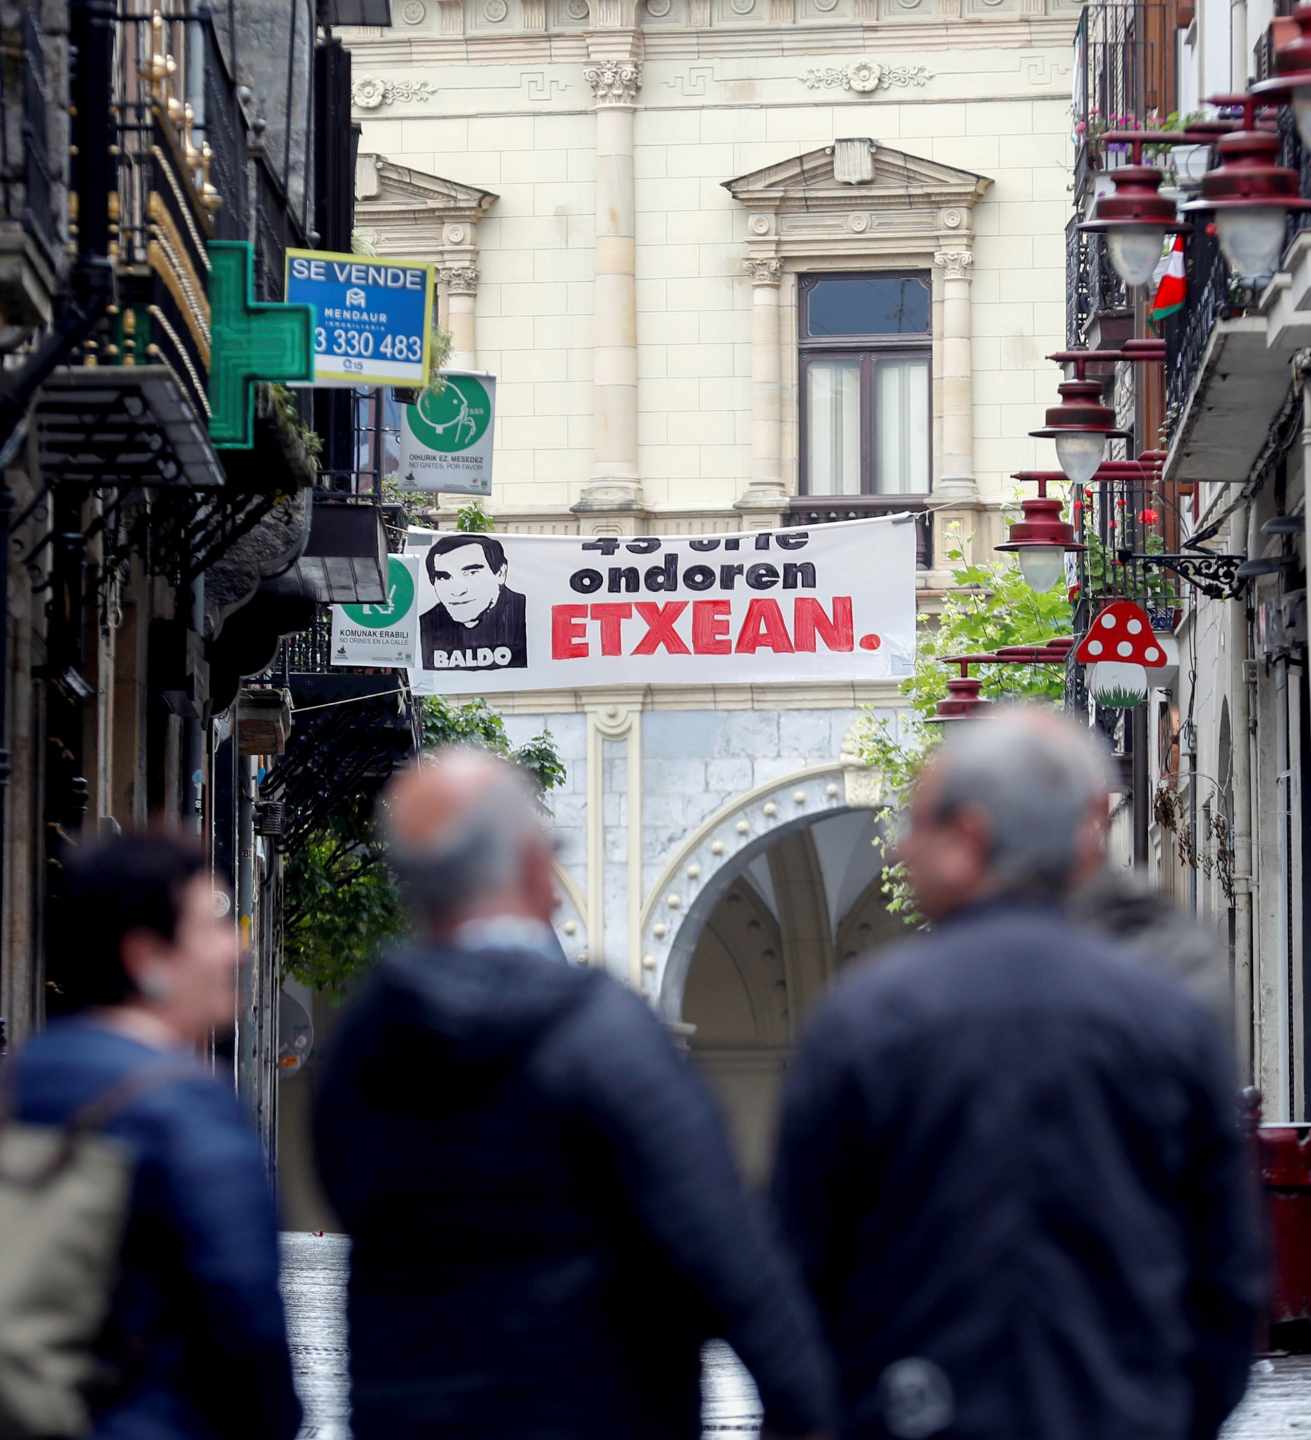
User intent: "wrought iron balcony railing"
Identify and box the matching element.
[1161,217,1241,443]
[787,495,933,568]
[1065,219,1130,349]
[1072,1,1169,206]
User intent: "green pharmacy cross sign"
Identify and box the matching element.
[207,241,315,449]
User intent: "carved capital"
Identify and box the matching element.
[744,257,782,286]
[584,60,642,106]
[442,264,479,294]
[933,249,975,282]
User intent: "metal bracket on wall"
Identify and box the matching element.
[1130,552,1247,600]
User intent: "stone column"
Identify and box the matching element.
[440,218,480,372]
[443,264,478,371]
[933,247,977,501]
[575,52,643,514]
[736,257,788,515]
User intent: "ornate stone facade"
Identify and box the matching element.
[333,3,1078,1144]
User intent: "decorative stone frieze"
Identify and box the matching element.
[800,61,932,93]
[351,76,436,109]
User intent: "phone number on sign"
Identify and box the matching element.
[314,328,424,362]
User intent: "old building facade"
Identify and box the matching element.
[1065,0,1311,1131]
[0,0,419,1164]
[336,0,1080,1164]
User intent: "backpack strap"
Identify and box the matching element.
[0,1060,200,1188]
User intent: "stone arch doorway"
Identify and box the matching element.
[668,806,902,1178]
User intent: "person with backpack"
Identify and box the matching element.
[0,834,301,1440]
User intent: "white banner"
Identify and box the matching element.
[404,516,916,696]
[331,555,420,667]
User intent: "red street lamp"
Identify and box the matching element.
[926,655,998,723]
[1182,93,1311,281]
[996,470,1084,592]
[1031,343,1164,484]
[1252,8,1311,151]
[1078,131,1192,287]
[1030,357,1128,485]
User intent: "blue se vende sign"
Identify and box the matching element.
[284,248,435,388]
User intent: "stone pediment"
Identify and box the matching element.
[355,154,498,224]
[723,138,991,212]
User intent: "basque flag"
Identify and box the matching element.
[1149,234,1186,324]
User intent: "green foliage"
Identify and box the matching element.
[283,697,565,993]
[281,796,406,996]
[455,500,495,533]
[417,695,566,799]
[903,549,1072,715]
[848,545,1072,926]
[422,328,454,394]
[267,383,324,472]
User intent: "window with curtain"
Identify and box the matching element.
[799,272,932,497]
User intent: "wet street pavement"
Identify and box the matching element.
[282,1232,1311,1438]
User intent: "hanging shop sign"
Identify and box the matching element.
[403,515,917,697]
[208,241,314,449]
[398,372,495,495]
[1074,600,1166,707]
[284,249,435,388]
[330,555,420,667]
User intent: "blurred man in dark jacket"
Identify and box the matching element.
[772,707,1263,1440]
[1069,865,1232,1027]
[313,748,832,1440]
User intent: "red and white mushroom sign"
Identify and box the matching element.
[1074,601,1165,707]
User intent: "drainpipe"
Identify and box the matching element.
[1132,705,1150,867]
[185,577,204,835]
[235,754,258,1116]
[1231,495,1255,1085]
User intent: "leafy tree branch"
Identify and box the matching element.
[850,540,1070,926]
[283,697,565,994]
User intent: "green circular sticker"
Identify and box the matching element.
[405,376,492,453]
[341,557,414,628]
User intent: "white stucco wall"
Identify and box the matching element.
[346,7,1077,520]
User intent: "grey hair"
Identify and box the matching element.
[931,706,1117,898]
[383,749,546,926]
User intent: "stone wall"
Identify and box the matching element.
[497,690,904,1004]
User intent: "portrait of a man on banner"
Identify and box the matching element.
[419,534,529,673]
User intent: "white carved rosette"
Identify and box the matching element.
[801,61,931,93]
[351,76,436,109]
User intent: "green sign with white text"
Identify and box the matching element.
[331,556,419,666]
[398,371,495,495]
